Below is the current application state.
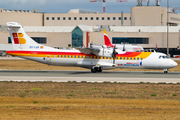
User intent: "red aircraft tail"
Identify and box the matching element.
[103,30,114,47]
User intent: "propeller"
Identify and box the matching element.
[112,41,118,65]
[122,40,125,51]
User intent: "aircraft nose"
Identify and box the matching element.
[171,61,178,67]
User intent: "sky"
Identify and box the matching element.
[0,0,179,13]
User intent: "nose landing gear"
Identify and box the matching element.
[163,69,168,73]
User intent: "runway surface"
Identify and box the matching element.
[0,70,180,83]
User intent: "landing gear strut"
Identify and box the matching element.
[91,67,102,73]
[163,69,168,74]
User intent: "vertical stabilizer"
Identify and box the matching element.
[103,30,114,48]
[7,22,54,51]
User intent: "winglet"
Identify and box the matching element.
[103,30,114,48]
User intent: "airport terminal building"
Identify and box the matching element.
[0,6,180,56]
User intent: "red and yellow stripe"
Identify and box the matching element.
[6,51,152,59]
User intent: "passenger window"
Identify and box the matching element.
[137,58,139,60]
[120,57,122,60]
[127,57,129,60]
[61,55,63,58]
[130,57,132,60]
[141,58,143,60]
[134,57,136,60]
[162,56,165,59]
[123,57,125,60]
[159,56,161,59]
[64,55,66,58]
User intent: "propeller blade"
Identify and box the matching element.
[122,40,126,51]
[112,43,117,65]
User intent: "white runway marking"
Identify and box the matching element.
[0,76,179,84]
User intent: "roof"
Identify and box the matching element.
[24,26,75,33]
[68,9,99,14]
[111,26,180,33]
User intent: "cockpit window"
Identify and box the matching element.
[165,56,169,59]
[159,55,169,59]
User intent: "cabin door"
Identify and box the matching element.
[46,55,51,65]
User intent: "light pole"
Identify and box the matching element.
[167,0,169,56]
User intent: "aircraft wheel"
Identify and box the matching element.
[97,67,102,72]
[91,68,97,73]
[97,70,102,72]
[163,69,168,74]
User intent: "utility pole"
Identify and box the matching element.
[167,0,169,56]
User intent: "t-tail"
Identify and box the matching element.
[7,22,55,51]
[103,30,114,48]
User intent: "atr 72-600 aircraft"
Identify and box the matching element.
[6,22,177,73]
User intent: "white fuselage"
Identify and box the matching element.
[11,49,177,70]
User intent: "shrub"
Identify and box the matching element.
[33,101,38,104]
[151,94,156,96]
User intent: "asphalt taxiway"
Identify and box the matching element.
[0,70,179,83]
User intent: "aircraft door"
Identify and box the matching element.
[46,55,51,65]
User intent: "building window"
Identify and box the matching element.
[113,17,116,20]
[107,17,110,20]
[79,17,82,20]
[52,17,55,20]
[118,17,121,20]
[85,17,88,20]
[96,17,99,20]
[72,26,83,47]
[31,37,47,44]
[46,17,49,20]
[8,37,12,44]
[112,37,149,44]
[74,17,77,20]
[124,17,127,20]
[57,17,60,20]
[69,17,71,20]
[91,17,93,20]
[63,17,66,20]
[102,17,104,20]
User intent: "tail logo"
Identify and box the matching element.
[12,33,26,44]
[103,30,114,48]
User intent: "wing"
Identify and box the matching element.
[76,47,100,55]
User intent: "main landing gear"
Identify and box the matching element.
[163,69,168,74]
[91,67,102,73]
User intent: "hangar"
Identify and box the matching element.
[0,6,180,56]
